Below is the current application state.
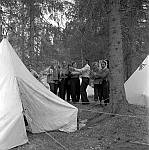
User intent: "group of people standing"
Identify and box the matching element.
[46,59,110,106]
[46,60,85,103]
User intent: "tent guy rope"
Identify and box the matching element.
[79,108,149,119]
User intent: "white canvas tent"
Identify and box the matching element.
[0,38,78,150]
[125,55,149,106]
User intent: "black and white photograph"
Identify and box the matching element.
[0,0,149,150]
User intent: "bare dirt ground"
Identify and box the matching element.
[12,98,149,150]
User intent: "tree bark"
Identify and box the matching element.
[29,0,35,66]
[21,2,25,63]
[0,5,3,41]
[108,0,128,114]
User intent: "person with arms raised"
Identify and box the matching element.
[73,59,90,104]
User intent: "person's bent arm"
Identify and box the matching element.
[74,65,90,73]
[96,69,109,78]
[71,71,81,75]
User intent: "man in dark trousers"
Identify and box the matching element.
[73,59,90,104]
[70,61,80,103]
[66,64,72,102]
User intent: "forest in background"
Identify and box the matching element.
[0,0,149,114]
[0,0,148,77]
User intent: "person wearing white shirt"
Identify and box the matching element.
[74,59,90,104]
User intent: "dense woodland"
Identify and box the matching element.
[0,0,149,113]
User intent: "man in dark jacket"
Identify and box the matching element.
[70,62,81,103]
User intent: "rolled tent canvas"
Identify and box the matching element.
[124,55,149,106]
[0,38,78,150]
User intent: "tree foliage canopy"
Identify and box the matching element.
[0,0,148,73]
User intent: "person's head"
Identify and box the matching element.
[101,60,107,69]
[62,61,67,67]
[84,58,89,65]
[68,64,71,69]
[72,61,77,68]
[53,61,58,67]
[93,62,99,69]
[50,65,54,70]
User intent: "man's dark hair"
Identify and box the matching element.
[85,58,89,64]
[68,64,71,68]
[51,65,54,70]
[72,61,76,66]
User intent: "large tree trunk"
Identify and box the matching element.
[108,0,128,114]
